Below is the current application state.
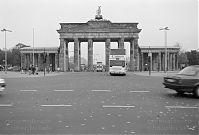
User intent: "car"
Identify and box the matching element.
[0,77,6,93]
[0,65,4,71]
[96,65,103,72]
[163,65,199,98]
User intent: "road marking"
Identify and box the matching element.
[20,90,38,92]
[40,104,72,107]
[0,104,13,107]
[103,105,135,108]
[54,90,74,92]
[91,90,111,92]
[129,91,150,93]
[165,106,198,109]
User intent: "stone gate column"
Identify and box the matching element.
[74,38,80,71]
[141,52,144,71]
[118,37,124,49]
[134,38,139,71]
[55,53,58,71]
[79,43,81,71]
[23,54,26,68]
[173,53,176,70]
[150,52,152,71]
[176,53,178,70]
[105,38,111,72]
[159,52,162,71]
[25,54,28,68]
[169,53,171,70]
[167,52,170,71]
[27,54,29,68]
[33,54,35,66]
[30,53,33,66]
[130,39,134,71]
[88,38,93,71]
[38,53,42,71]
[65,41,69,71]
[21,53,24,68]
[137,49,140,71]
[163,53,166,71]
[59,38,65,71]
[171,53,173,70]
[46,53,50,71]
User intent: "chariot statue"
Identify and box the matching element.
[95,6,103,20]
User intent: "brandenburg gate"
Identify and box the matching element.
[21,7,179,72]
[57,7,141,72]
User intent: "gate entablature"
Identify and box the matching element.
[57,20,141,40]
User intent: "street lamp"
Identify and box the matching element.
[159,27,169,73]
[1,28,12,73]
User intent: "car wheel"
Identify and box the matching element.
[193,86,199,98]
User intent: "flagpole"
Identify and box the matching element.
[33,28,35,66]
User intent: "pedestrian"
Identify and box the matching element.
[29,66,32,75]
[35,66,38,75]
[21,67,24,74]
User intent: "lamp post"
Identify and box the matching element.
[160,27,169,73]
[33,28,35,67]
[1,28,12,73]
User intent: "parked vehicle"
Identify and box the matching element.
[96,62,103,72]
[0,77,6,93]
[0,65,4,71]
[109,49,126,75]
[163,65,199,98]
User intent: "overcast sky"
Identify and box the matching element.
[0,0,198,63]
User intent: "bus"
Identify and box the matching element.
[109,49,126,75]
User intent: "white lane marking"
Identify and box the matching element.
[0,104,13,107]
[103,105,135,108]
[129,91,150,93]
[40,104,72,107]
[54,90,74,92]
[20,90,38,92]
[91,90,111,92]
[165,106,198,109]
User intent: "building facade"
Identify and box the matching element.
[20,10,179,72]
[20,47,59,71]
[57,20,141,72]
[140,46,180,71]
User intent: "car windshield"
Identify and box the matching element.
[177,66,199,76]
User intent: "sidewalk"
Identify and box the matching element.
[133,71,179,77]
[0,71,61,78]
[0,71,180,78]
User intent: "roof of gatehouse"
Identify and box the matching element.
[20,47,59,54]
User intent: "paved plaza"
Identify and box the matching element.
[0,71,198,135]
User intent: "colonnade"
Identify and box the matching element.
[140,47,179,71]
[59,38,140,72]
[21,48,58,71]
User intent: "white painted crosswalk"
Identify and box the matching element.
[0,104,13,107]
[165,106,198,109]
[40,104,72,107]
[103,105,135,108]
[20,90,38,92]
[91,90,111,92]
[53,90,74,92]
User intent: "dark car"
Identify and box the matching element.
[0,77,6,93]
[0,65,4,71]
[163,65,199,98]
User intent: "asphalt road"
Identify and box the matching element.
[0,72,198,135]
